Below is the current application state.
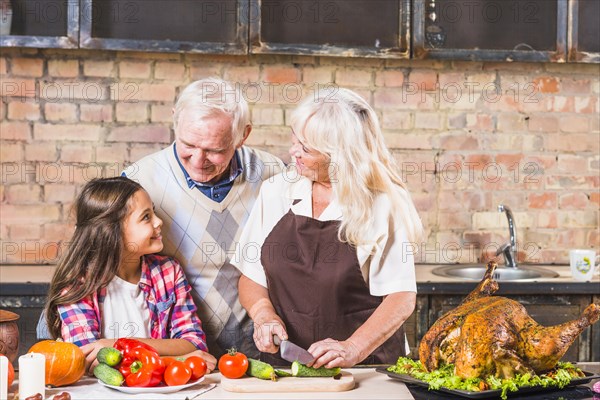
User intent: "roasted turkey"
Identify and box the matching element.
[419,261,600,379]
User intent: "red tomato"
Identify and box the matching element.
[218,349,248,379]
[164,360,192,386]
[185,356,207,380]
[1,354,14,389]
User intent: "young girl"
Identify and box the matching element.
[44,177,216,373]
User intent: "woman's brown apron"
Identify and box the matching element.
[259,202,406,366]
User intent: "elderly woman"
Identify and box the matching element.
[233,88,423,369]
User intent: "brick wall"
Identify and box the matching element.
[1,48,598,265]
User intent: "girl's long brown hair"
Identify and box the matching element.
[45,177,143,339]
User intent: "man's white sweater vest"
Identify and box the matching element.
[125,144,284,357]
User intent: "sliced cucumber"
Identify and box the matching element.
[275,369,293,377]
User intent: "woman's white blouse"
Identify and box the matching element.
[232,173,417,296]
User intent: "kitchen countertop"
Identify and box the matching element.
[415,264,600,295]
[10,364,600,400]
[1,264,599,296]
[3,265,598,399]
[0,265,54,295]
[12,368,414,400]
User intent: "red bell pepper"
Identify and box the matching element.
[113,338,157,355]
[120,347,165,387]
[114,339,156,375]
[114,339,164,387]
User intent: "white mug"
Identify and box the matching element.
[569,249,600,282]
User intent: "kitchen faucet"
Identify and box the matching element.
[496,204,518,269]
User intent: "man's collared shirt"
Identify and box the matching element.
[173,144,243,203]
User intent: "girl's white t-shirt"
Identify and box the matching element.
[101,276,152,339]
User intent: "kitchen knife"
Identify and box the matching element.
[273,336,314,364]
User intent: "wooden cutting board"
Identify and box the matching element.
[221,371,355,393]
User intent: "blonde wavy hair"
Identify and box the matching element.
[173,77,250,146]
[290,87,423,246]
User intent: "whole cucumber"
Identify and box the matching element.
[291,361,341,377]
[93,363,124,386]
[247,358,277,381]
[97,347,122,367]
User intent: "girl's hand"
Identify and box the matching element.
[307,338,362,369]
[180,349,217,373]
[252,311,287,354]
[80,338,115,375]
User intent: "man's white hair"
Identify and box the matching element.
[173,77,250,146]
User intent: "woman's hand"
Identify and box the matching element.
[180,349,217,373]
[80,338,116,375]
[307,338,362,369]
[239,275,288,354]
[307,293,415,369]
[252,309,288,354]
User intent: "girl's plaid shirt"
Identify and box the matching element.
[58,254,208,351]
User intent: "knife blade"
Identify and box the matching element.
[273,336,314,364]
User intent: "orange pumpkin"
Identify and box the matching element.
[28,340,85,387]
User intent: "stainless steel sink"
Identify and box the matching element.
[432,264,559,281]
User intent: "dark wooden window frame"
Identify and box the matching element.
[249,0,411,59]
[0,0,79,48]
[1,0,598,64]
[567,0,599,63]
[413,0,569,62]
[79,0,248,54]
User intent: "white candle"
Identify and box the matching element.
[0,355,8,400]
[18,353,45,400]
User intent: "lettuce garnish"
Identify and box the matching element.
[388,358,584,400]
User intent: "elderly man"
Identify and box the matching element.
[122,78,284,358]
